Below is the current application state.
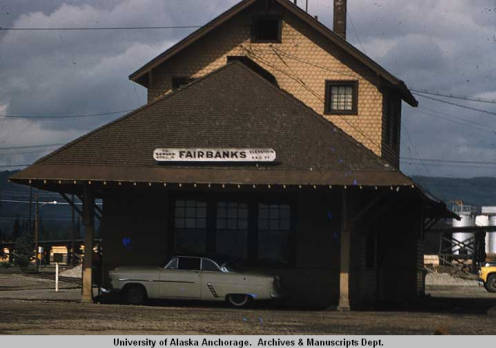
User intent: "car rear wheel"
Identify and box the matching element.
[124,285,147,305]
[485,274,496,293]
[227,294,251,308]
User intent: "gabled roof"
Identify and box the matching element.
[129,0,417,106]
[11,61,414,187]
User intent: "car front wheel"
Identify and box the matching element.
[227,294,251,308]
[485,274,496,293]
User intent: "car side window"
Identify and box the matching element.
[202,259,220,272]
[178,257,201,271]
[165,257,178,269]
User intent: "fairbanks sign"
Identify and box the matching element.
[153,148,276,162]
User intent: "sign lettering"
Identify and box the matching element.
[153,148,276,162]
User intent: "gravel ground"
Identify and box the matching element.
[425,271,478,286]
[0,271,495,335]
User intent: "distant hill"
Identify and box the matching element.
[412,176,496,207]
[0,170,82,240]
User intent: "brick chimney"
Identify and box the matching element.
[333,0,347,40]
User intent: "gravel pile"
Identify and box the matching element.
[426,271,478,286]
[60,264,82,278]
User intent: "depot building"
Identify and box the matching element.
[11,62,452,309]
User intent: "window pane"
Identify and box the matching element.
[202,259,219,272]
[258,203,291,264]
[329,84,354,111]
[178,257,200,270]
[166,258,178,269]
[174,199,207,255]
[216,201,248,260]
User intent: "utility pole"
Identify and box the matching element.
[71,194,75,265]
[34,193,39,273]
[28,187,33,235]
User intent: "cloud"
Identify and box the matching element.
[1,0,496,178]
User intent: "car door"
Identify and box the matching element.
[159,257,201,299]
[200,258,224,300]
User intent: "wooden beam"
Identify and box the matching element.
[59,193,83,217]
[338,189,351,311]
[81,187,95,303]
[76,194,102,221]
[351,191,388,223]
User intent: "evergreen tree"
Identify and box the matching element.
[12,218,21,241]
[0,228,4,258]
[14,230,33,268]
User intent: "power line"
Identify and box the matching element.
[414,107,496,134]
[0,25,201,31]
[411,89,496,105]
[402,157,496,166]
[0,143,64,151]
[412,93,496,117]
[1,109,133,119]
[0,163,30,168]
[0,199,101,206]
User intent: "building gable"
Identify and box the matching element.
[128,0,414,168]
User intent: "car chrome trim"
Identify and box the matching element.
[118,278,195,284]
[207,282,219,298]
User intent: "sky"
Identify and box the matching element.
[0,0,495,178]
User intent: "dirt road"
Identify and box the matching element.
[0,272,495,335]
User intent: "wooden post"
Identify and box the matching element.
[81,187,94,303]
[338,189,351,311]
[34,194,39,273]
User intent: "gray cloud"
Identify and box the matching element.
[1,0,496,179]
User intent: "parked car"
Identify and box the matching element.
[479,261,496,292]
[104,256,280,307]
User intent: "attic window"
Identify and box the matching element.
[324,80,358,115]
[172,77,195,90]
[251,15,281,43]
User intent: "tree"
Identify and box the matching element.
[12,218,21,242]
[0,228,4,258]
[13,230,33,268]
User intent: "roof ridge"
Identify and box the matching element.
[128,0,416,106]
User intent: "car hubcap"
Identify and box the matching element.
[230,294,248,306]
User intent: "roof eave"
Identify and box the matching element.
[128,0,256,85]
[128,0,417,106]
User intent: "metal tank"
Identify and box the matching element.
[452,212,475,255]
[476,215,490,255]
[482,207,496,256]
[488,215,496,256]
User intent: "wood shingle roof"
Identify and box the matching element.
[12,61,414,187]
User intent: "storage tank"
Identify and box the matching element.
[488,215,496,256]
[476,214,491,255]
[452,213,475,255]
[482,207,496,256]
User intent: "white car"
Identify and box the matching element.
[105,256,280,307]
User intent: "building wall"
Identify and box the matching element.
[145,2,399,165]
[102,192,169,271]
[101,188,421,308]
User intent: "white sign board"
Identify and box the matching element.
[153,148,276,162]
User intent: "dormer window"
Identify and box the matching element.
[251,15,281,43]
